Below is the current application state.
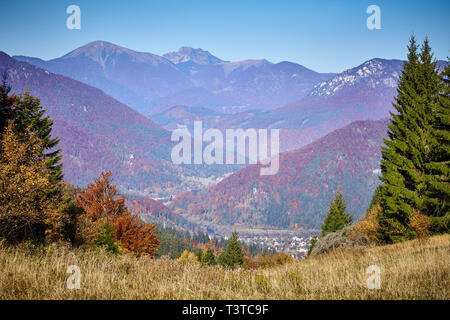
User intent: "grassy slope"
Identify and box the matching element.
[0,234,448,299]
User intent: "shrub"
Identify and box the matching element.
[60,187,85,244]
[348,203,381,246]
[73,214,103,246]
[177,250,197,264]
[201,247,217,266]
[195,248,203,262]
[307,236,318,256]
[95,223,122,254]
[409,210,431,240]
[309,227,350,256]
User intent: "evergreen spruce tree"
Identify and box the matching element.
[379,36,421,242]
[13,92,63,185]
[195,248,203,262]
[218,231,243,268]
[321,187,353,237]
[378,36,447,242]
[201,247,217,266]
[427,59,450,232]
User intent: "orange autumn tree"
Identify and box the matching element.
[75,171,160,256]
[76,171,127,222]
[115,214,160,257]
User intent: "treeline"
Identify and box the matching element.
[155,225,264,259]
[175,231,290,269]
[0,78,160,256]
[155,225,209,259]
[309,36,449,254]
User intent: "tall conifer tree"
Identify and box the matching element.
[13,92,63,185]
[218,231,243,268]
[379,36,447,242]
[425,60,450,232]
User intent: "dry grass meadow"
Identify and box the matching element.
[0,234,448,300]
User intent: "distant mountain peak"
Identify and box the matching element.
[308,58,404,98]
[163,47,226,65]
[63,40,130,57]
[61,40,171,68]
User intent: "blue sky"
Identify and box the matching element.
[1,0,448,73]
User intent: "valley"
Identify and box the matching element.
[3,41,447,238]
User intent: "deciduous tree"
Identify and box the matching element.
[0,124,64,243]
[75,171,160,256]
[114,213,160,257]
[76,171,127,222]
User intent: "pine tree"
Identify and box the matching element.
[378,36,447,242]
[321,187,352,237]
[379,36,421,242]
[427,59,450,233]
[13,92,62,184]
[201,247,217,266]
[195,248,203,262]
[218,231,243,268]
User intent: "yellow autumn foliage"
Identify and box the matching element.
[347,203,381,245]
[177,250,198,264]
[409,210,431,240]
[0,124,63,243]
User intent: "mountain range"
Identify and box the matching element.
[0,51,231,201]
[14,41,334,115]
[151,58,406,152]
[14,41,191,115]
